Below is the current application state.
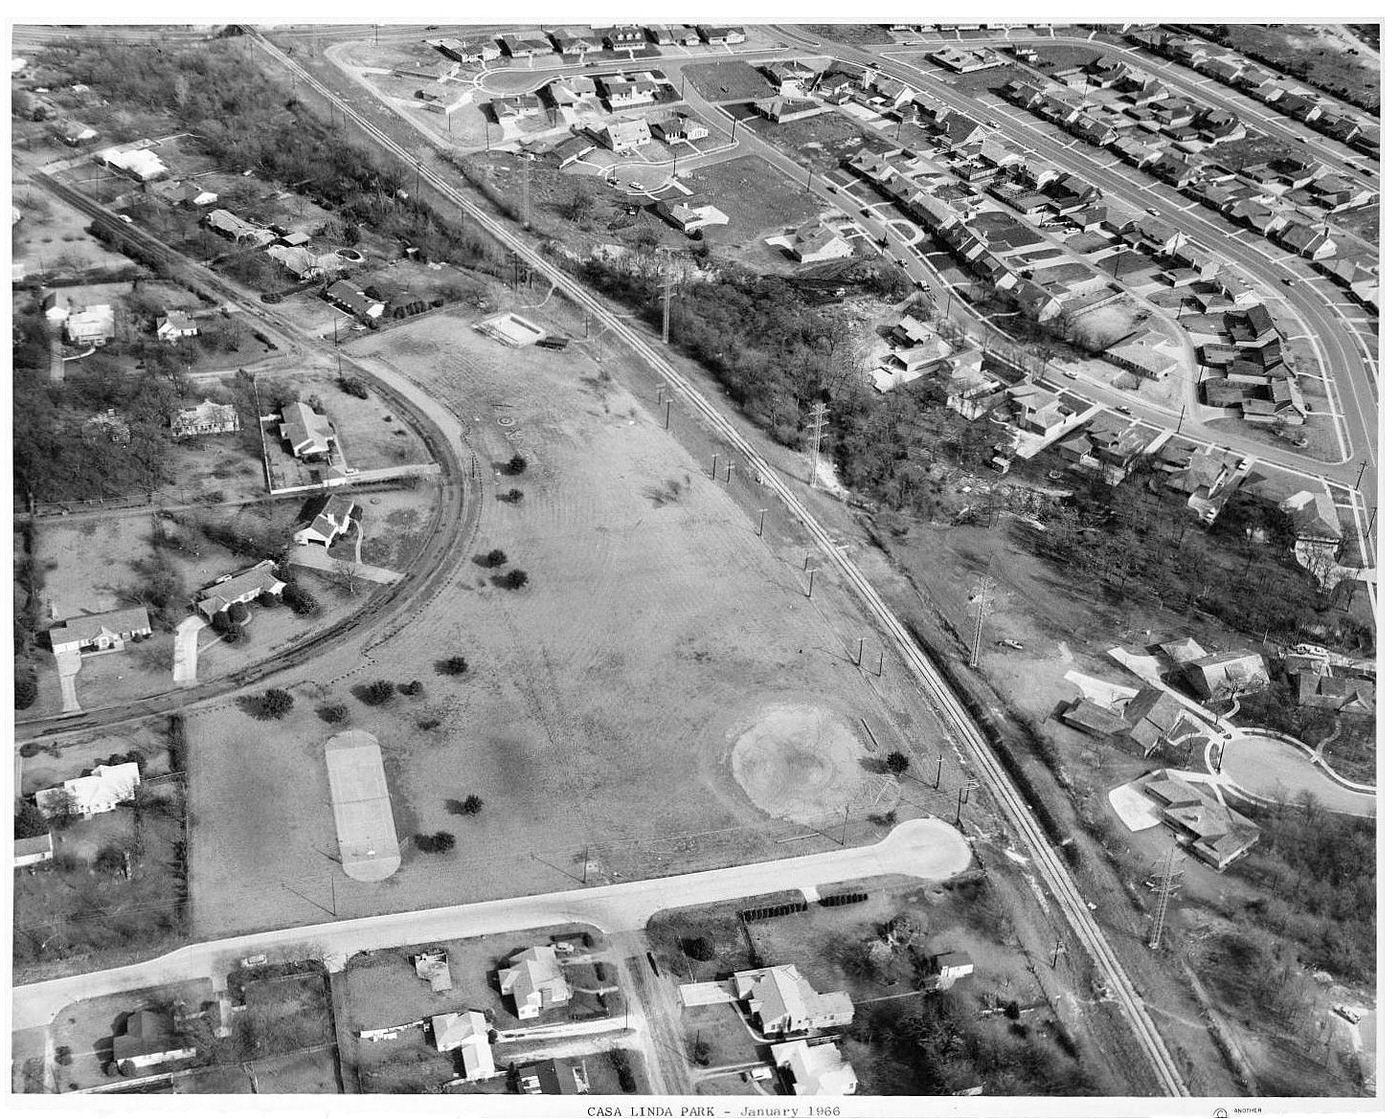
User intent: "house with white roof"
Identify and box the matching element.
[293,494,357,547]
[497,946,572,1019]
[65,304,115,346]
[172,399,239,438]
[37,762,141,819]
[770,1038,858,1095]
[431,1011,497,1082]
[733,965,854,1035]
[156,310,200,341]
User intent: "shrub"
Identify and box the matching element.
[338,374,369,399]
[680,935,715,962]
[242,687,294,720]
[497,488,524,504]
[54,1045,72,1067]
[227,600,252,626]
[283,583,320,616]
[354,680,396,706]
[317,703,348,723]
[14,799,49,840]
[414,830,457,853]
[493,569,529,590]
[15,673,38,710]
[417,717,441,731]
[256,590,281,608]
[397,680,423,696]
[502,453,527,476]
[886,751,910,775]
[436,655,468,676]
[447,794,485,816]
[482,549,507,567]
[19,741,41,759]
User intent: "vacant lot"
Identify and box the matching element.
[186,304,943,937]
[678,60,775,104]
[1211,24,1379,112]
[748,110,873,175]
[12,186,135,276]
[680,155,826,252]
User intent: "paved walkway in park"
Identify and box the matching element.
[1217,733,1376,817]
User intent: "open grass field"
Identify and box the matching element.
[747,110,873,175]
[1213,24,1379,112]
[680,155,826,252]
[12,185,135,276]
[184,303,941,938]
[677,60,775,105]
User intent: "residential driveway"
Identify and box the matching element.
[286,543,402,586]
[13,818,971,1031]
[1220,733,1376,817]
[172,616,205,687]
[53,649,82,714]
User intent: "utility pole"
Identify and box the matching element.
[969,575,993,668]
[1051,937,1066,970]
[1147,846,1181,950]
[806,401,828,485]
[661,255,674,344]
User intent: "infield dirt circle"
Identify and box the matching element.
[730,703,868,824]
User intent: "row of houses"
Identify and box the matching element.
[429,23,744,63]
[1127,27,1380,157]
[1002,71,1374,264]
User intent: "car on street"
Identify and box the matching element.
[895,258,907,268]
[1144,207,1160,216]
[628,181,643,190]
[1282,277,1295,286]
[915,279,930,291]
[1115,405,1132,414]
[117,214,133,224]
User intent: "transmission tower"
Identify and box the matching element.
[661,254,674,345]
[806,401,829,484]
[521,156,532,231]
[968,575,993,668]
[1147,846,1182,950]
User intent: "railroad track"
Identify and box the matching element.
[246,27,1190,1097]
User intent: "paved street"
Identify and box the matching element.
[12,817,970,1032]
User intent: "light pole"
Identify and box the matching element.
[1354,459,1368,489]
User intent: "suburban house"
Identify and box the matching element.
[149,180,218,207]
[490,94,545,122]
[655,200,729,234]
[431,1012,497,1082]
[414,950,453,993]
[598,75,658,110]
[325,279,385,322]
[1181,650,1269,702]
[156,310,200,341]
[600,25,647,49]
[279,402,336,460]
[111,1010,196,1070]
[549,28,603,55]
[64,303,115,346]
[753,95,827,124]
[14,833,54,869]
[733,965,855,1035]
[1295,669,1375,715]
[1061,697,1132,738]
[929,950,976,989]
[1121,686,1191,756]
[98,144,168,181]
[1142,772,1260,870]
[204,209,275,246]
[48,606,152,656]
[598,117,652,152]
[652,114,708,144]
[696,25,746,45]
[518,1057,590,1094]
[172,399,239,438]
[498,946,572,1019]
[37,762,142,819]
[195,560,286,620]
[58,119,98,144]
[293,494,357,547]
[786,219,851,263]
[498,33,553,59]
[549,133,597,168]
[769,1039,858,1096]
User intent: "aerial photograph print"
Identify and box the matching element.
[7,8,1384,1116]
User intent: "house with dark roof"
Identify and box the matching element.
[279,402,336,460]
[293,494,358,548]
[1121,686,1190,756]
[1181,650,1269,702]
[1061,697,1131,738]
[112,1010,197,1069]
[519,1057,590,1095]
[1142,773,1260,870]
[196,560,286,620]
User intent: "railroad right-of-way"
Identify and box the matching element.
[247,27,1190,1098]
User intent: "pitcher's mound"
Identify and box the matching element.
[730,703,867,824]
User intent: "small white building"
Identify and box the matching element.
[98,145,168,181]
[37,762,142,819]
[156,310,200,341]
[14,833,54,869]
